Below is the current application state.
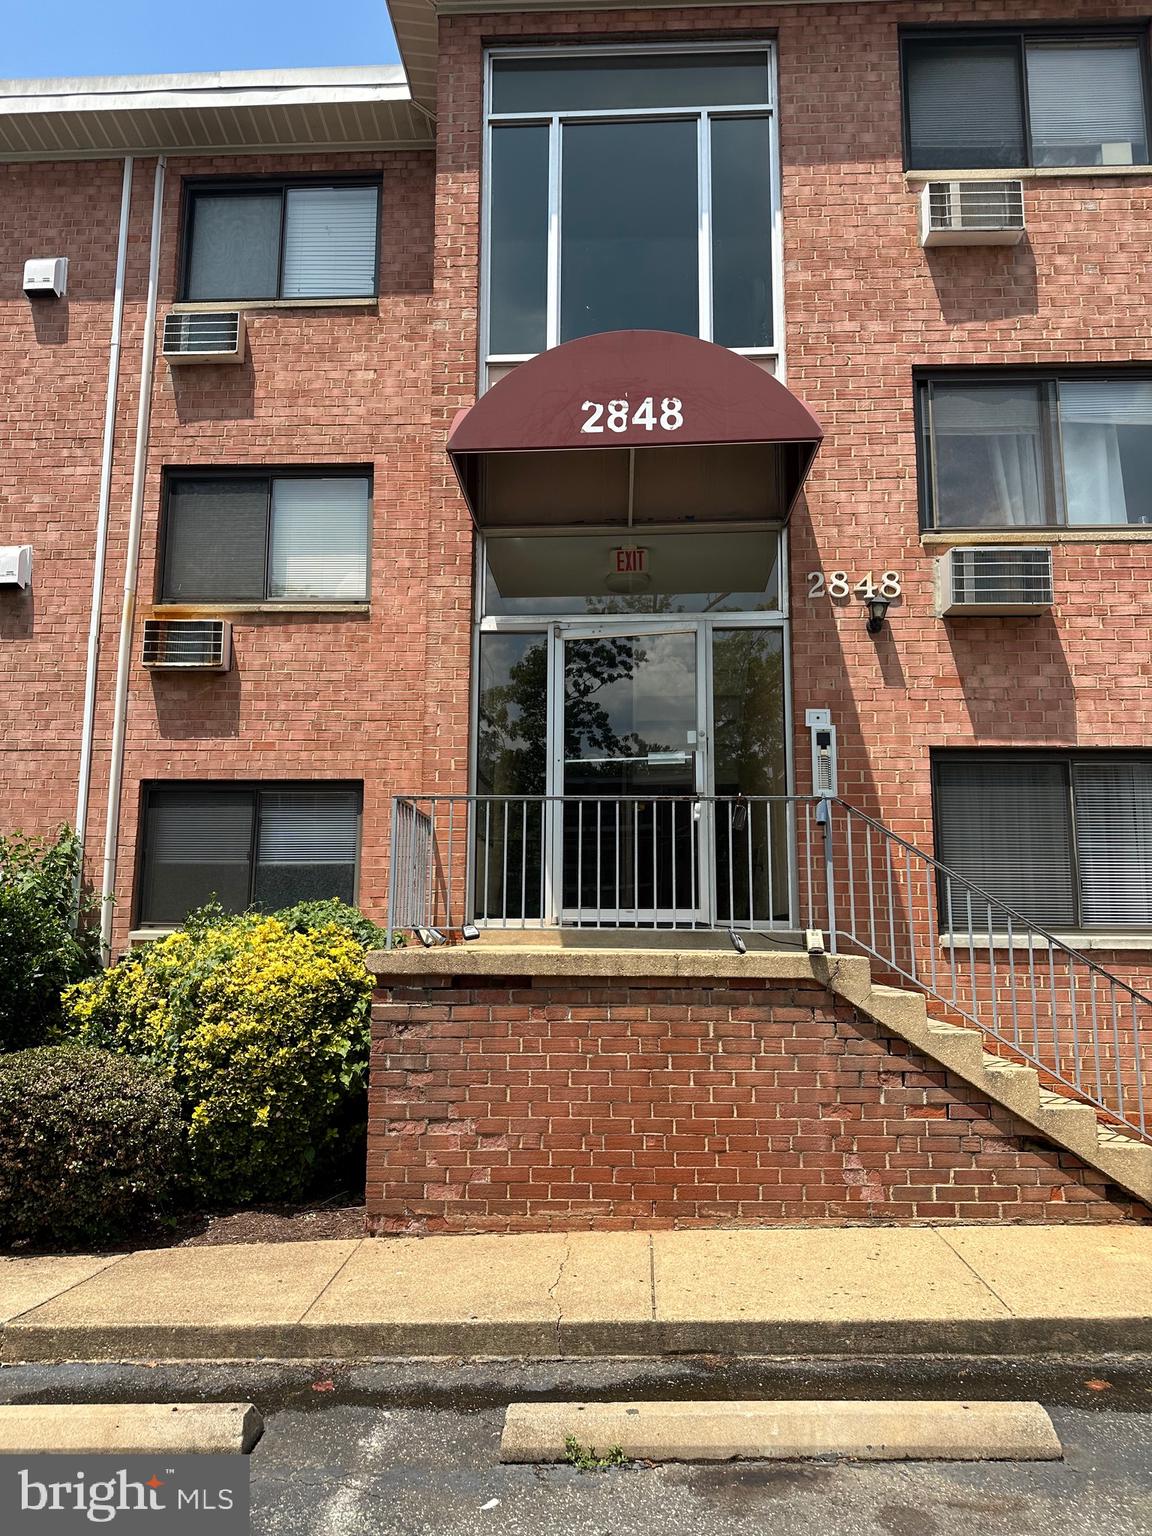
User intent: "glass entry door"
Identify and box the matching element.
[555,626,706,923]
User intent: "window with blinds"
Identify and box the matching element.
[934,755,1152,930]
[183,181,379,302]
[138,784,361,926]
[903,32,1150,170]
[161,471,371,604]
[919,373,1152,529]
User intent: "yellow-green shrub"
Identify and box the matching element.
[63,915,373,1205]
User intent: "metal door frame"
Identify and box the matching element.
[549,620,710,926]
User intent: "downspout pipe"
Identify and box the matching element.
[75,156,134,861]
[99,156,166,962]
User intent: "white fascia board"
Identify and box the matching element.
[0,67,412,117]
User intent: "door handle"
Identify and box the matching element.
[564,753,692,767]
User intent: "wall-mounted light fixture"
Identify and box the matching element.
[865,595,891,635]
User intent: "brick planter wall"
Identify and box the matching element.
[367,972,1150,1234]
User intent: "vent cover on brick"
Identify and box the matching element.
[920,181,1025,247]
[936,547,1054,616]
[162,310,246,364]
[141,618,233,671]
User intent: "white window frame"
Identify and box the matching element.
[480,42,786,391]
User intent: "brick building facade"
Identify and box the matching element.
[2,6,1151,1228]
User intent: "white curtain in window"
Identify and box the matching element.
[988,438,1043,524]
[1026,43,1147,164]
[281,186,378,299]
[1060,380,1152,525]
[268,479,370,601]
[932,386,1049,526]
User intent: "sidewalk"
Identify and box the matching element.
[2,1226,1151,1362]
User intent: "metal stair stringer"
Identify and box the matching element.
[819,954,1152,1211]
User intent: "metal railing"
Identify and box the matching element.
[820,798,1149,1143]
[387,794,822,938]
[385,792,1151,1142]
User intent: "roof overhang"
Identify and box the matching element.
[0,67,432,160]
[448,330,822,528]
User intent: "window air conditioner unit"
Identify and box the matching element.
[162,310,246,364]
[141,618,233,671]
[936,546,1054,616]
[920,180,1025,247]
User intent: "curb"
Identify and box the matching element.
[4,1315,1152,1362]
[499,1399,1063,1463]
[0,1404,263,1454]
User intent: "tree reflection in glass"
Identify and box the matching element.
[712,628,787,923]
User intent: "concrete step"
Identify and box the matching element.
[922,1021,986,1074]
[847,984,1152,1212]
[979,1050,1043,1117]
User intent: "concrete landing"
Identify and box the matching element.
[1,1225,1150,1361]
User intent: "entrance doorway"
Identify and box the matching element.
[474,528,790,929]
[558,626,704,924]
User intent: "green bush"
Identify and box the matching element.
[273,897,393,951]
[62,913,374,1205]
[0,828,101,1052]
[0,1046,185,1249]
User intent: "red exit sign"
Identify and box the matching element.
[613,546,647,575]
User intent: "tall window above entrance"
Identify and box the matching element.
[483,46,779,384]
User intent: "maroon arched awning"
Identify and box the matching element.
[448,330,823,528]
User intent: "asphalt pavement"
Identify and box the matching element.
[1,1355,1150,1535]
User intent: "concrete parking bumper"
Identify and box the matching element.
[499,1399,1064,1463]
[0,1403,263,1454]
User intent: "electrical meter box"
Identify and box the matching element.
[23,258,68,298]
[0,546,32,588]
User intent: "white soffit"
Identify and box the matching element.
[0,67,433,159]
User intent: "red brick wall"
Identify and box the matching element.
[0,151,438,948]
[121,150,438,944]
[0,159,141,840]
[367,973,1149,1233]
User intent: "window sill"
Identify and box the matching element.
[169,297,378,314]
[922,528,1152,546]
[127,928,177,946]
[905,165,1152,182]
[150,603,370,615]
[940,931,1152,952]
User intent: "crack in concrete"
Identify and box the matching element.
[934,1228,1017,1318]
[547,1236,572,1356]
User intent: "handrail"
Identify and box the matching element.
[829,797,1152,1007]
[823,797,1149,1141]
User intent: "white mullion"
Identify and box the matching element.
[546,114,561,351]
[698,112,713,343]
[488,102,771,123]
[479,119,492,388]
